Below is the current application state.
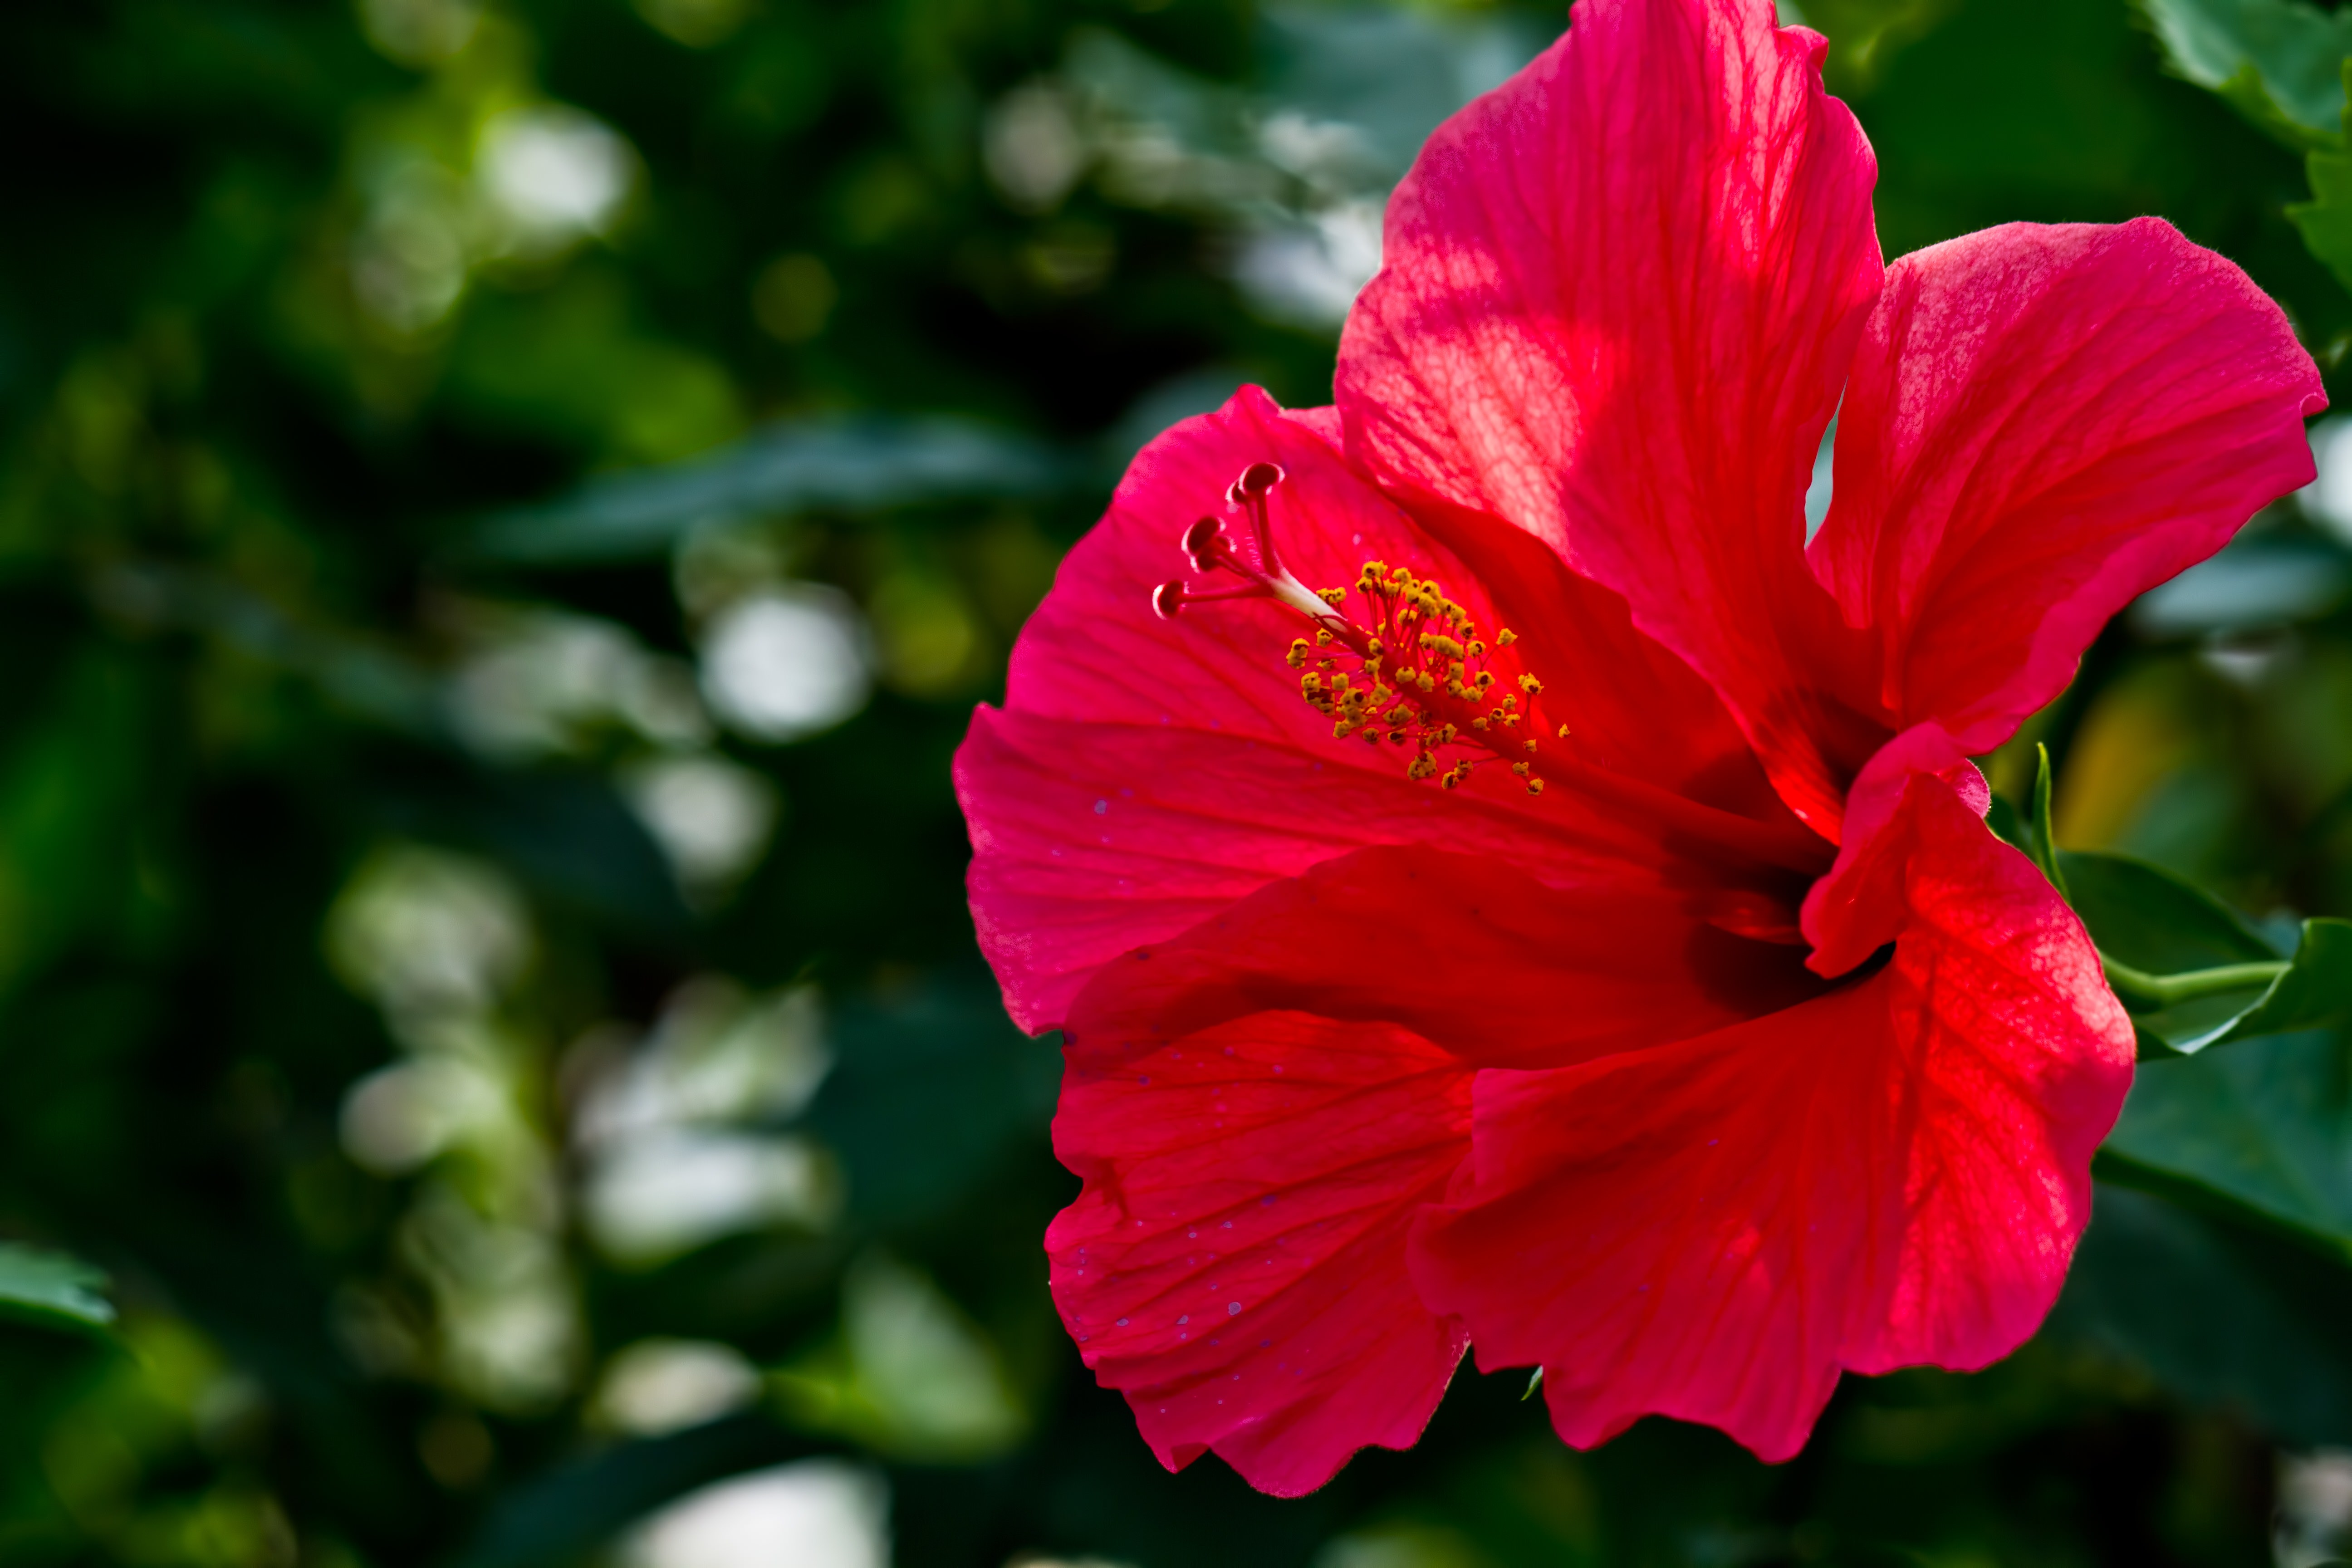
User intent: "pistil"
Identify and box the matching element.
[1153,462,1552,796]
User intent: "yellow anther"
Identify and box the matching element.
[1268,551,1555,803]
[1557,724,1571,739]
[1527,777,1545,796]
[1524,738,1538,754]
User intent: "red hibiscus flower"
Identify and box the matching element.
[953,0,2323,1496]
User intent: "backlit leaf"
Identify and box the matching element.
[2135,0,2352,149]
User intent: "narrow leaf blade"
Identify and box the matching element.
[0,1242,115,1333]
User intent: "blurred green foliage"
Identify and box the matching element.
[6,0,2352,1564]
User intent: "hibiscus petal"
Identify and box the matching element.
[959,706,1751,1032]
[959,380,1822,1032]
[1812,217,2326,752]
[1798,721,1988,977]
[1048,843,1824,1491]
[1069,844,1824,1070]
[1337,0,1886,836]
[1411,776,2132,1462]
[1049,1009,1473,1498]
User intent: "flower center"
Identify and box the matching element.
[1152,462,1555,796]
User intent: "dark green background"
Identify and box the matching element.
[5,0,2352,1562]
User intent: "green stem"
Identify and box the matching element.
[2100,952,2287,1010]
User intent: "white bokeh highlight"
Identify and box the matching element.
[698,585,873,743]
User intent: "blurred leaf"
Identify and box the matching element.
[1254,4,1556,172]
[1800,0,1956,87]
[0,1242,113,1333]
[460,417,1077,566]
[374,765,696,935]
[2293,61,2352,289]
[2051,1181,2352,1446]
[453,1414,831,1568]
[2100,1029,2352,1252]
[772,1251,1028,1461]
[0,648,149,993]
[446,276,746,467]
[2128,534,2352,637]
[802,982,1059,1228]
[2135,0,2352,149]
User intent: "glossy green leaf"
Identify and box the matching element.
[2052,849,2348,1054]
[0,1242,115,1333]
[2099,1028,2352,1252]
[2135,0,2352,149]
[2231,917,2352,1037]
[2058,850,2280,971]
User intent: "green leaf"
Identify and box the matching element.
[2099,1028,2352,1251]
[0,1242,115,1333]
[2050,1181,2352,1446]
[456,416,1077,566]
[2220,917,2352,1040]
[2051,850,2350,1054]
[802,981,1060,1229]
[2292,62,2352,291]
[2134,0,2352,149]
[2029,744,2068,897]
[2059,850,2282,972]
[453,1416,832,1568]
